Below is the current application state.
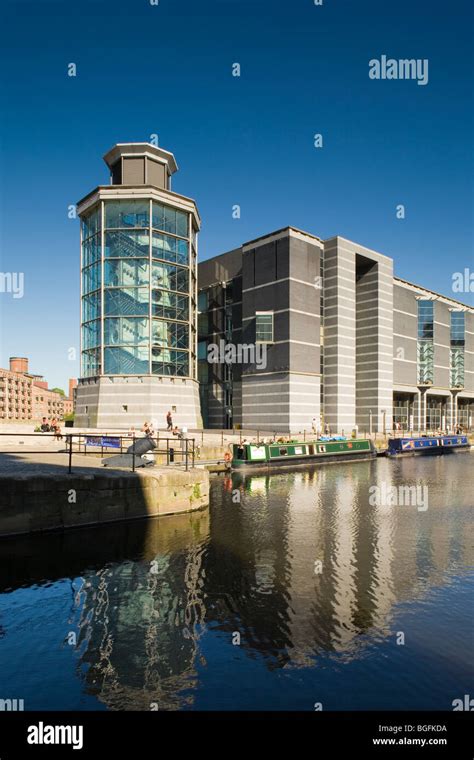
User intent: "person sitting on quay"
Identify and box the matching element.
[40,417,50,433]
[50,418,63,441]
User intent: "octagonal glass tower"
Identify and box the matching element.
[76,143,201,429]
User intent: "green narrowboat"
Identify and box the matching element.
[231,438,376,470]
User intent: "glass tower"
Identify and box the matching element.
[76,143,201,429]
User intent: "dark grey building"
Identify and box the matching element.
[198,226,474,433]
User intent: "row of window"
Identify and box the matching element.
[82,259,190,295]
[82,289,190,321]
[82,318,189,350]
[417,301,466,386]
[81,347,190,377]
[81,201,190,241]
[82,231,190,268]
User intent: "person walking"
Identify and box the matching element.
[166,410,173,431]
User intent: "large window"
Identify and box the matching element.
[152,290,188,321]
[105,230,149,258]
[152,261,188,292]
[152,202,188,238]
[152,349,189,377]
[450,311,465,387]
[81,207,101,240]
[82,263,101,294]
[417,300,434,384]
[104,287,149,316]
[105,259,149,287]
[152,320,188,349]
[104,317,149,346]
[105,200,149,229]
[255,312,274,343]
[152,232,188,266]
[104,346,149,374]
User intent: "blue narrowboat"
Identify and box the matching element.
[387,435,470,456]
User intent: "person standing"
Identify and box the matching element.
[166,410,173,431]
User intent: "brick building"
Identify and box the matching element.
[0,357,77,422]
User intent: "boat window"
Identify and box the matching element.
[294,446,304,455]
[236,446,245,460]
[279,448,288,456]
[308,445,314,455]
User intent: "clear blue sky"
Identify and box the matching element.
[1,0,473,390]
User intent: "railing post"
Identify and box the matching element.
[68,434,73,474]
[132,433,135,472]
[166,438,169,466]
[192,439,195,468]
[221,429,224,446]
[185,437,189,471]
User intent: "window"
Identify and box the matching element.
[417,300,434,384]
[450,311,465,387]
[256,312,274,343]
[198,291,208,312]
[105,200,149,229]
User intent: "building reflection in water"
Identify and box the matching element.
[62,456,472,708]
[71,511,210,710]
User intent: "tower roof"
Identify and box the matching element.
[103,143,178,175]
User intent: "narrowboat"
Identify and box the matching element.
[231,438,376,470]
[387,435,470,456]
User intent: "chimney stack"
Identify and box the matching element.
[10,357,29,374]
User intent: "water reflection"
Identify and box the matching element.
[0,455,472,710]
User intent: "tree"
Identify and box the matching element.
[51,387,65,396]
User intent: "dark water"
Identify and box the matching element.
[0,454,473,711]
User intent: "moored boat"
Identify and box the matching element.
[387,435,470,456]
[231,437,376,470]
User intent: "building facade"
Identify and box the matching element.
[0,357,75,422]
[198,227,474,433]
[75,143,201,429]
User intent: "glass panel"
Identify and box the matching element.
[152,290,188,321]
[82,319,101,350]
[198,341,207,360]
[104,317,149,346]
[417,340,434,383]
[104,346,149,375]
[256,313,273,342]
[104,230,149,258]
[176,238,188,265]
[104,287,149,316]
[81,207,101,240]
[198,291,208,312]
[151,349,189,377]
[81,348,101,377]
[417,300,434,339]
[176,210,188,238]
[152,202,165,231]
[105,259,149,287]
[82,233,101,266]
[152,320,188,349]
[450,311,465,345]
[105,200,149,229]
[82,291,101,322]
[450,346,465,387]
[152,261,188,292]
[163,206,176,233]
[82,263,101,294]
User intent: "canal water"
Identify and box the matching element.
[0,454,473,711]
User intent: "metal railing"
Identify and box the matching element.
[0,432,195,474]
